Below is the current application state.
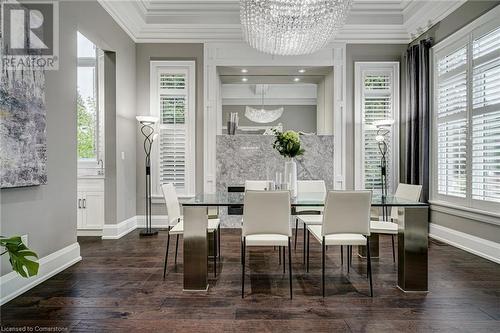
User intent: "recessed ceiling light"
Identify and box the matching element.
[241,69,248,73]
[242,77,248,82]
[298,69,306,73]
[293,77,300,82]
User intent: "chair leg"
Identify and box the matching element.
[322,237,326,297]
[288,237,293,299]
[241,238,245,298]
[294,218,299,251]
[174,234,180,266]
[306,229,310,273]
[347,245,350,273]
[391,235,395,263]
[213,230,217,277]
[218,225,221,264]
[163,230,171,279]
[367,237,373,297]
[279,246,282,265]
[282,246,286,274]
[350,245,353,266]
[303,223,307,265]
[341,245,343,266]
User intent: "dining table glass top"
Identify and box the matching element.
[180,191,428,207]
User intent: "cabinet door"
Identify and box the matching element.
[82,191,105,229]
[77,192,85,229]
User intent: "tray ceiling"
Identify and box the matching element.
[98,0,466,43]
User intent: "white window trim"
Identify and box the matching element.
[430,6,500,217]
[354,62,400,192]
[429,200,500,226]
[150,60,196,198]
[77,35,102,168]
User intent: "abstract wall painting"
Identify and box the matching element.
[0,69,47,188]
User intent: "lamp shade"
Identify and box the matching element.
[136,116,159,125]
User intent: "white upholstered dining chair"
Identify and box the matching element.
[241,190,293,299]
[371,183,422,262]
[161,183,221,279]
[294,180,326,251]
[306,191,373,297]
[244,180,269,191]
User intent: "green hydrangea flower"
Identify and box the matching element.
[272,129,305,158]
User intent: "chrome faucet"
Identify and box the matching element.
[97,159,104,175]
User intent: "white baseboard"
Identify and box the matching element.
[102,216,137,240]
[77,229,103,237]
[101,215,168,240]
[0,242,81,306]
[136,215,169,228]
[429,223,500,264]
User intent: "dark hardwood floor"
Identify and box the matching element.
[1,228,499,332]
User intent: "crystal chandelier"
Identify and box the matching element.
[245,84,284,123]
[245,106,284,123]
[240,0,353,56]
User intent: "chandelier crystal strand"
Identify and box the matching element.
[240,0,353,56]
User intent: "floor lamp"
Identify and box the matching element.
[137,116,159,236]
[374,119,394,220]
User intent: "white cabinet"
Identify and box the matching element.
[77,179,104,230]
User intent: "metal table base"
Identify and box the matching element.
[183,206,209,291]
[397,206,429,292]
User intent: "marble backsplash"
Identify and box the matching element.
[216,134,334,227]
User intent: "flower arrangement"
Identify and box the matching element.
[272,129,305,158]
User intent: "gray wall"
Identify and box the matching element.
[222,105,317,133]
[73,2,137,225]
[408,0,500,242]
[1,0,136,275]
[345,44,407,190]
[135,44,204,215]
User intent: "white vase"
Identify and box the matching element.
[284,158,297,198]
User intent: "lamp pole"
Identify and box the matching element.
[137,118,159,236]
[376,127,390,220]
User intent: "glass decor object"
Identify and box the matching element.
[240,0,353,56]
[272,129,305,197]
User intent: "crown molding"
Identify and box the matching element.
[337,24,410,44]
[404,0,467,40]
[97,0,143,42]
[98,0,465,44]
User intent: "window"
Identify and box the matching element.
[150,61,195,197]
[354,62,399,192]
[432,8,500,213]
[77,32,103,165]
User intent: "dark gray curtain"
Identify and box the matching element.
[405,39,432,202]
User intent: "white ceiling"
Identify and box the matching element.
[98,0,466,43]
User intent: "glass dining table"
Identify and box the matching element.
[179,192,429,293]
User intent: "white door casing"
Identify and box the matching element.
[203,42,347,193]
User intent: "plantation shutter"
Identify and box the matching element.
[471,26,500,203]
[158,72,188,193]
[436,46,468,198]
[362,72,394,191]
